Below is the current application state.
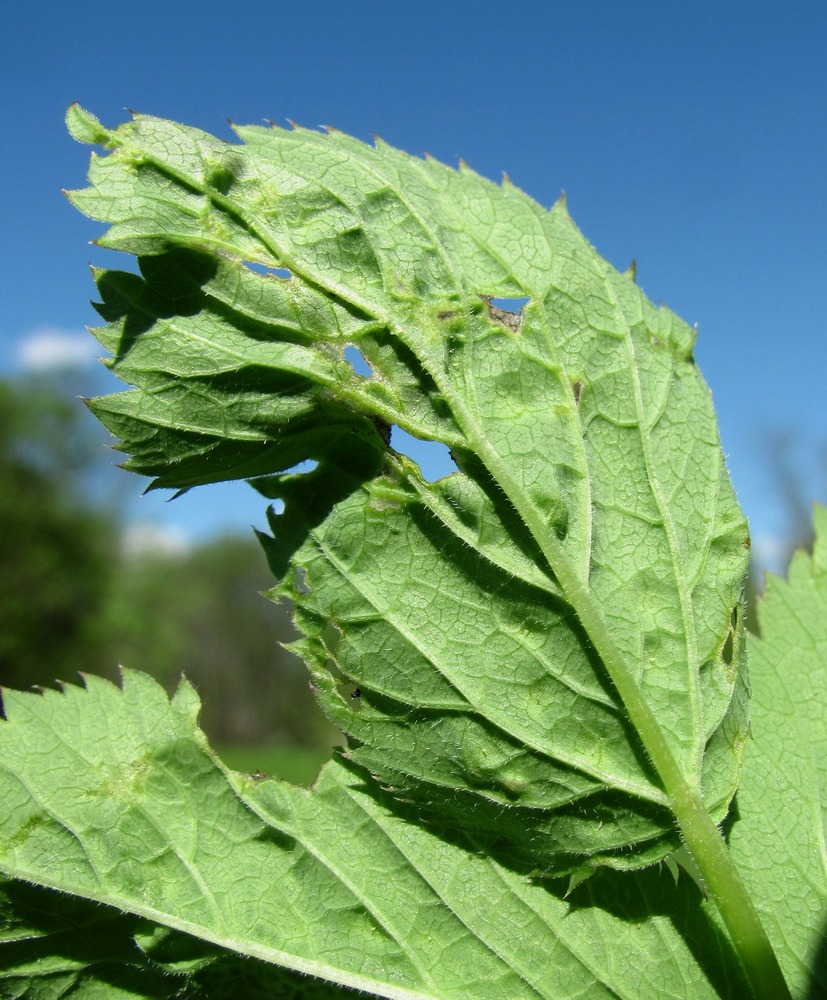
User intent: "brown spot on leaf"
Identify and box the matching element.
[483,296,525,332]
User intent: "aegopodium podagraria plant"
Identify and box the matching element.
[0,106,824,1000]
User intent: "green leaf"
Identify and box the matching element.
[718,504,827,998]
[65,108,750,876]
[0,672,751,999]
[4,107,802,994]
[0,874,364,998]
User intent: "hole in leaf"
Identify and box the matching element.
[242,260,292,279]
[489,296,531,314]
[294,565,311,595]
[485,296,531,332]
[344,345,373,377]
[391,427,457,482]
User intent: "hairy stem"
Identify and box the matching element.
[473,437,791,1000]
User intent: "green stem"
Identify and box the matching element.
[567,577,790,1000]
[473,439,791,1000]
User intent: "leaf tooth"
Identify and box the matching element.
[65,104,112,147]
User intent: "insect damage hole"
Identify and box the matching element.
[391,427,458,482]
[344,345,373,377]
[485,296,531,332]
[721,604,741,666]
[241,260,292,280]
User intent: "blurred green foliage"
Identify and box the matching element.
[0,377,118,689]
[216,744,331,786]
[0,375,339,753]
[104,534,340,748]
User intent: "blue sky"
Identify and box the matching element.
[2,2,825,569]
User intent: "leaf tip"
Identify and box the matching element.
[564,868,592,896]
[66,104,111,147]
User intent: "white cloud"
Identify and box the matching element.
[751,534,791,574]
[121,523,192,558]
[15,327,99,371]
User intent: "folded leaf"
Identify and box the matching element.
[64,105,750,875]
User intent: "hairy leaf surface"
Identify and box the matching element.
[61,109,747,873]
[62,105,750,874]
[0,672,751,999]
[719,505,827,998]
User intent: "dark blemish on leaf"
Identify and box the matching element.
[206,164,236,196]
[722,604,740,666]
[722,630,734,666]
[572,381,583,405]
[351,688,362,699]
[369,415,392,446]
[438,309,459,321]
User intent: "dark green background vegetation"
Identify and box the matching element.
[0,375,339,784]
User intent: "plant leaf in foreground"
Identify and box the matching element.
[719,504,827,999]
[0,671,751,999]
[64,105,750,878]
[54,105,798,994]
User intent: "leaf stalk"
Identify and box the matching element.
[471,438,791,1000]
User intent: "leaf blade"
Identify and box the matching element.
[0,672,750,999]
[722,506,827,998]
[64,108,755,875]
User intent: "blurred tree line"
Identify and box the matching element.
[0,374,339,753]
